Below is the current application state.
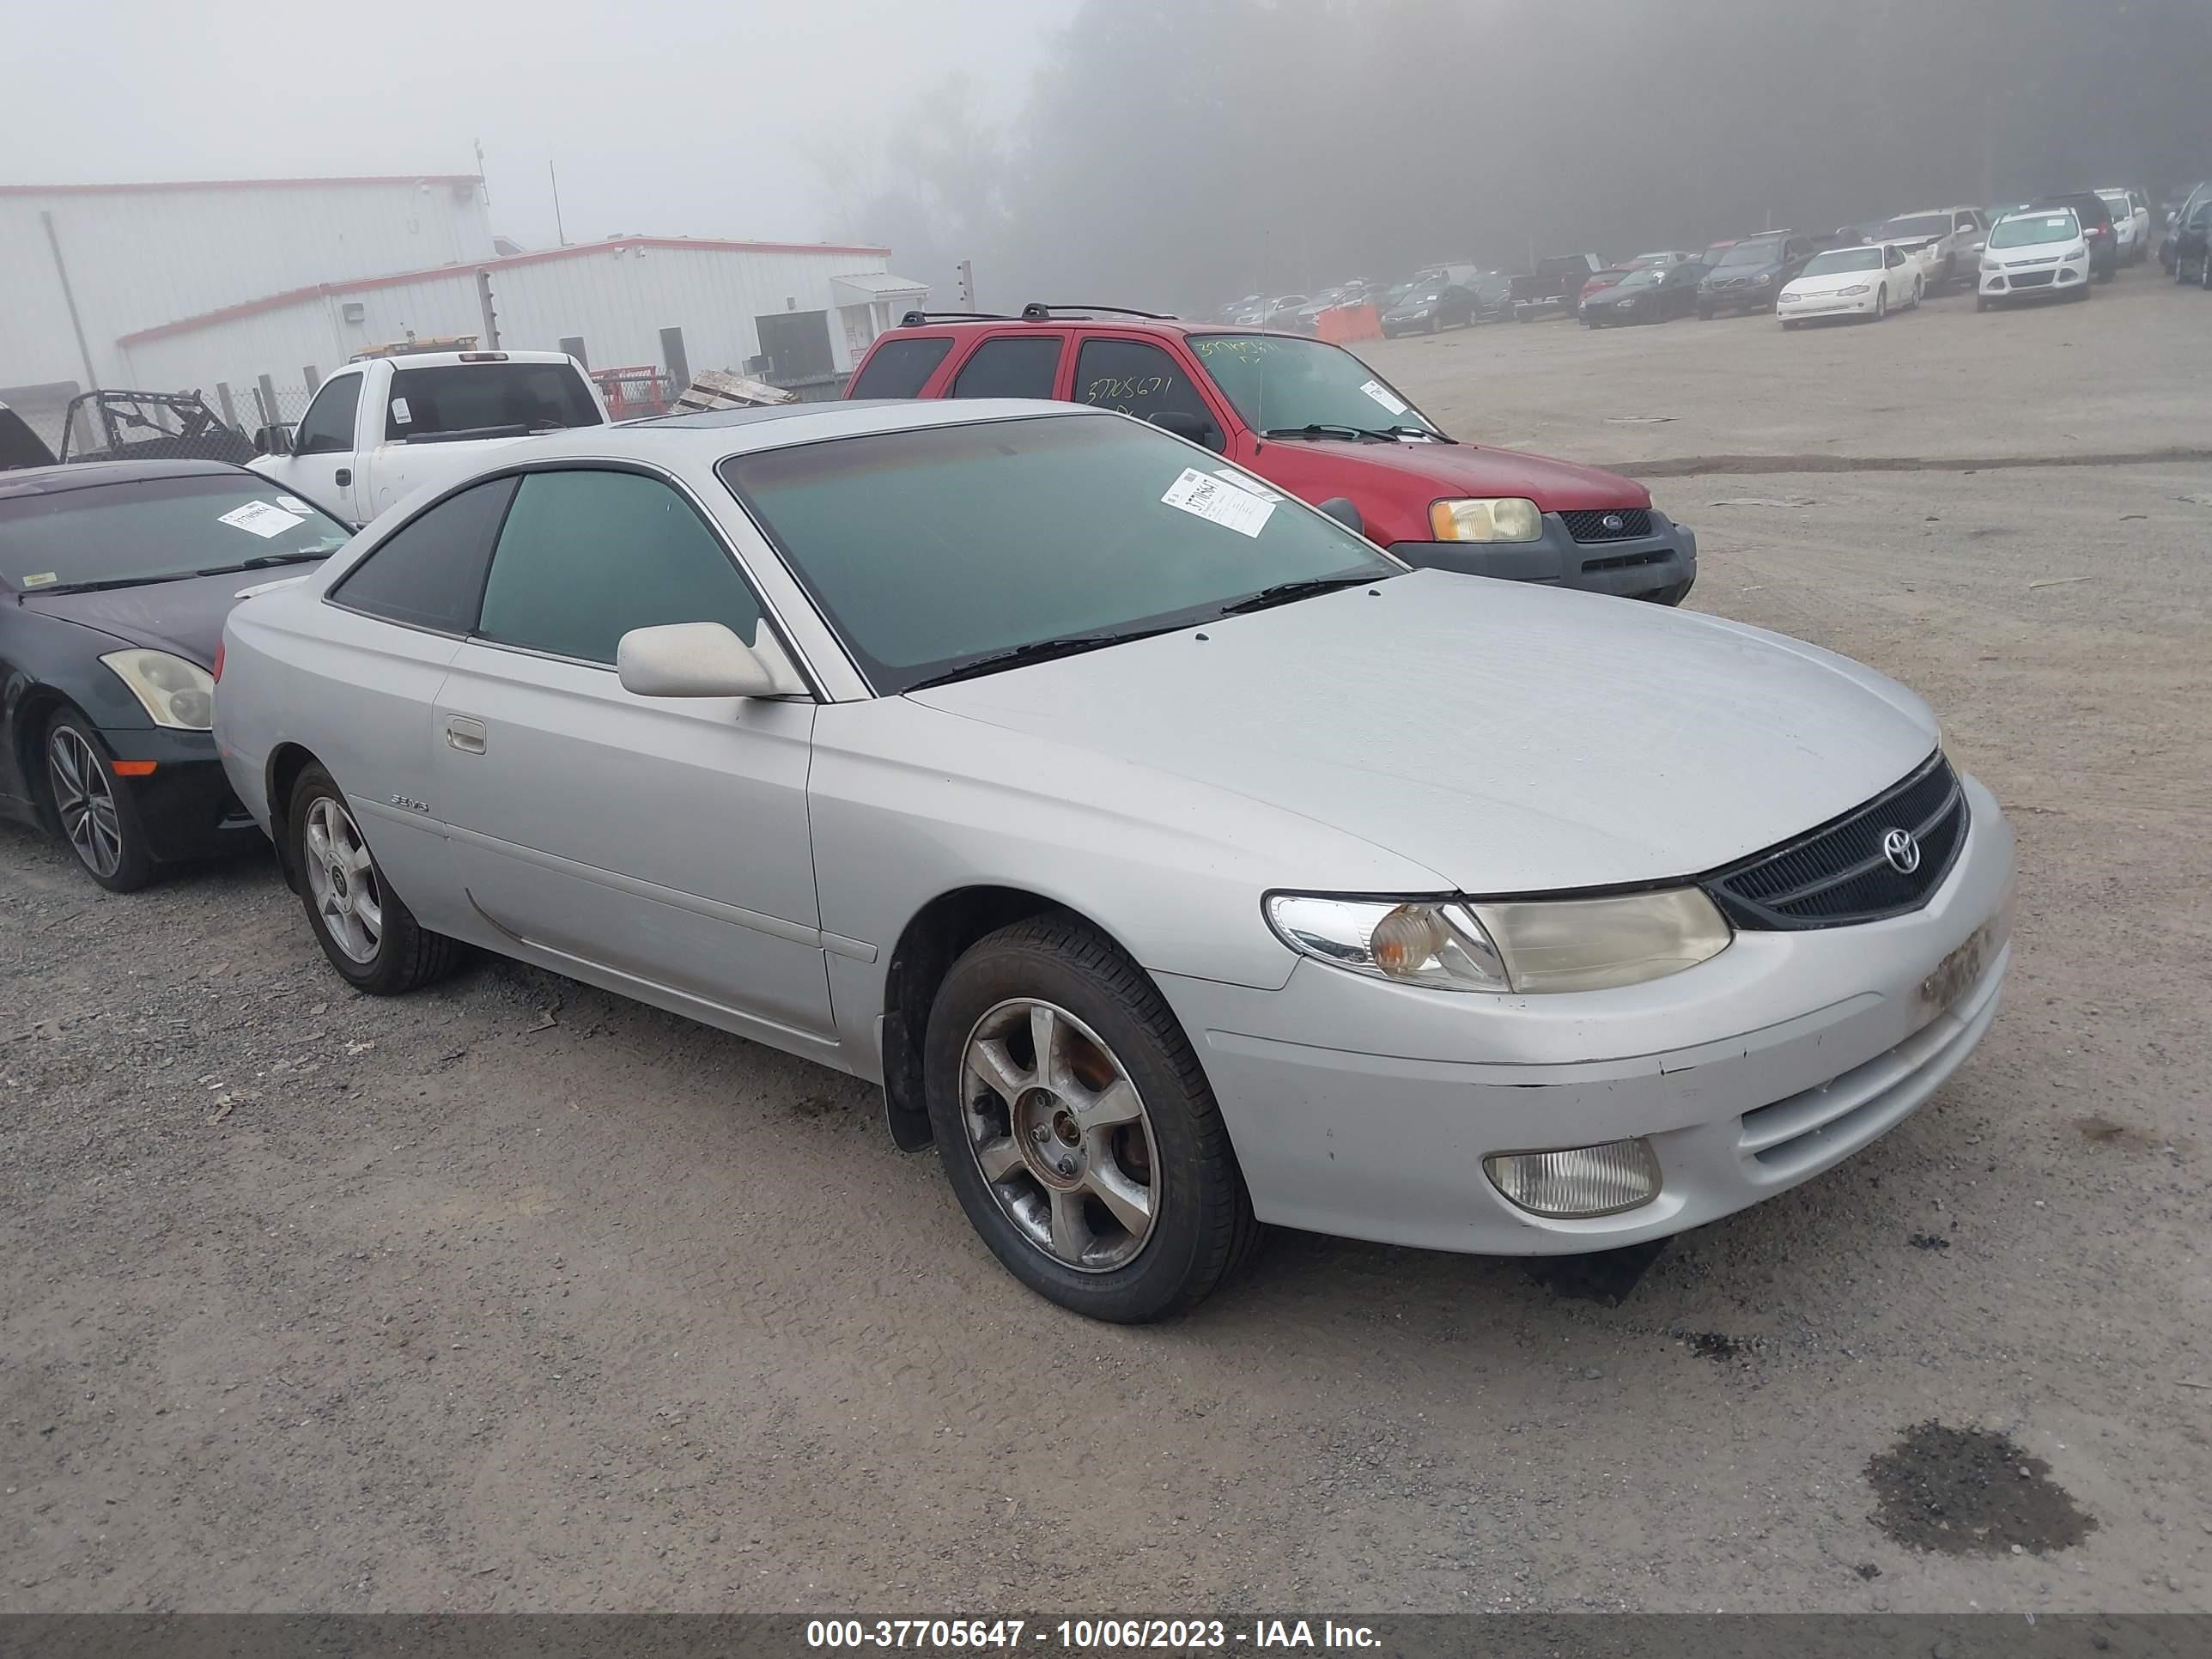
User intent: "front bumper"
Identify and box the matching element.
[1156,775,2014,1255]
[101,728,260,862]
[1698,283,1776,313]
[1381,314,1435,336]
[1978,257,2090,301]
[1389,509,1696,601]
[1779,289,1879,320]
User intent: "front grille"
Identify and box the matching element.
[1561,507,1652,543]
[2011,270,2056,288]
[1705,753,1966,929]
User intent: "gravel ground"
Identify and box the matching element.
[3,263,2208,1615]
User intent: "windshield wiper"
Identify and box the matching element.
[1261,422,1449,444]
[902,627,1180,692]
[219,551,327,572]
[1217,574,1379,617]
[29,571,207,596]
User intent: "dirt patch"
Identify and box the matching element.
[2074,1114,2163,1152]
[1867,1421,2099,1557]
[1616,447,2212,479]
[1909,1233,1952,1252]
[1683,1331,1751,1364]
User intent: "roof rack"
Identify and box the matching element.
[896,309,1014,327]
[1018,303,1176,321]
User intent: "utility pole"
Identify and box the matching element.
[957,259,975,308]
[550,160,567,246]
[476,269,501,350]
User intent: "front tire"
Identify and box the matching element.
[45,712,154,892]
[1872,286,1888,321]
[288,764,459,994]
[923,915,1259,1322]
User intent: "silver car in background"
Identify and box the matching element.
[214,400,2015,1322]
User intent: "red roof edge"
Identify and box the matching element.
[2,174,484,197]
[118,236,897,346]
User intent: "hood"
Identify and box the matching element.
[1259,432,1650,512]
[15,563,323,665]
[1704,257,1780,284]
[907,571,1938,895]
[1784,270,1878,296]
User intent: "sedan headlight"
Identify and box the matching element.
[1838,283,1872,296]
[100,648,215,731]
[1428,497,1543,543]
[1265,888,1732,994]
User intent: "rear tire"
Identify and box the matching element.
[923,915,1260,1322]
[287,764,460,994]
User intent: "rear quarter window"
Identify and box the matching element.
[849,337,954,399]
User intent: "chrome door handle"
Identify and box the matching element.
[445,715,487,755]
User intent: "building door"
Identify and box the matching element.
[753,311,835,382]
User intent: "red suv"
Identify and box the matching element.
[847,305,1695,603]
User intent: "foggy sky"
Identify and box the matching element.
[7,0,1073,252]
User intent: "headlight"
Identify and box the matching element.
[1753,273,1772,286]
[1981,258,2000,272]
[1428,497,1543,543]
[1265,888,1732,994]
[1838,284,1871,296]
[100,648,214,731]
[2068,244,2087,261]
[1778,293,1802,303]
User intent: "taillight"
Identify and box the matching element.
[212,641,225,684]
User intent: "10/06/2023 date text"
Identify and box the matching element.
[805,1619,1382,1650]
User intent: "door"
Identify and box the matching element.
[425,465,835,1045]
[283,370,366,520]
[1070,336,1229,451]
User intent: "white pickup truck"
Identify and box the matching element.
[250,349,608,526]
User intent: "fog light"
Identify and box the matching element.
[1485,1139,1661,1218]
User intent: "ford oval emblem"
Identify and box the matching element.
[1881,828,1922,875]
[1601,513,1626,532]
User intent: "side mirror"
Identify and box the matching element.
[1148,409,1222,453]
[252,423,294,457]
[616,622,805,700]
[1316,496,1364,535]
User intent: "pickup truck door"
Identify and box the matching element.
[275,368,368,522]
[424,464,836,1049]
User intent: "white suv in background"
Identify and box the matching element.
[1978,209,2092,309]
[2095,187,2153,265]
[1873,206,1989,291]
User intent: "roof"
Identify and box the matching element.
[878,312,1275,343]
[0,459,253,499]
[509,397,1108,464]
[0,174,483,198]
[830,271,929,295]
[118,235,899,346]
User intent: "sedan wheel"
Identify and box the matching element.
[1873,286,1888,321]
[288,763,460,994]
[924,915,1259,1322]
[960,999,1158,1273]
[46,716,153,891]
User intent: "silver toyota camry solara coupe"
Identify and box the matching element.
[215,398,2014,1322]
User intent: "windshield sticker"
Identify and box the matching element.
[1212,468,1284,502]
[22,572,58,587]
[218,500,307,539]
[1358,379,1409,416]
[276,495,313,514]
[1162,467,1274,538]
[390,397,412,425]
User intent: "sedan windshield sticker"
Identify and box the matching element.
[217,500,308,539]
[1358,379,1409,416]
[390,397,412,426]
[22,571,58,587]
[1212,467,1284,502]
[276,495,314,514]
[1162,467,1274,538]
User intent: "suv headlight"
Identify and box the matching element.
[1753,273,1773,286]
[100,648,215,731]
[1265,889,1732,994]
[1429,497,1543,543]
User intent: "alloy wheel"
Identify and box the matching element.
[958,999,1159,1273]
[303,794,384,964]
[47,726,123,879]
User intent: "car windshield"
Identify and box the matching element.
[1801,248,1883,276]
[1990,212,2076,248]
[2096,191,2130,212]
[1185,334,1440,437]
[1881,215,1951,240]
[384,362,604,441]
[720,413,1399,695]
[1713,240,1783,268]
[0,473,353,592]
[1613,270,1665,291]
[1397,290,1443,306]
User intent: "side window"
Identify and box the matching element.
[476,469,762,666]
[949,336,1064,399]
[849,337,953,399]
[295,374,362,456]
[1073,339,1215,432]
[330,477,519,634]
[1887,246,1906,268]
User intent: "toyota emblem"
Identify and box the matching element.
[1881,828,1922,875]
[1601,513,1626,532]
